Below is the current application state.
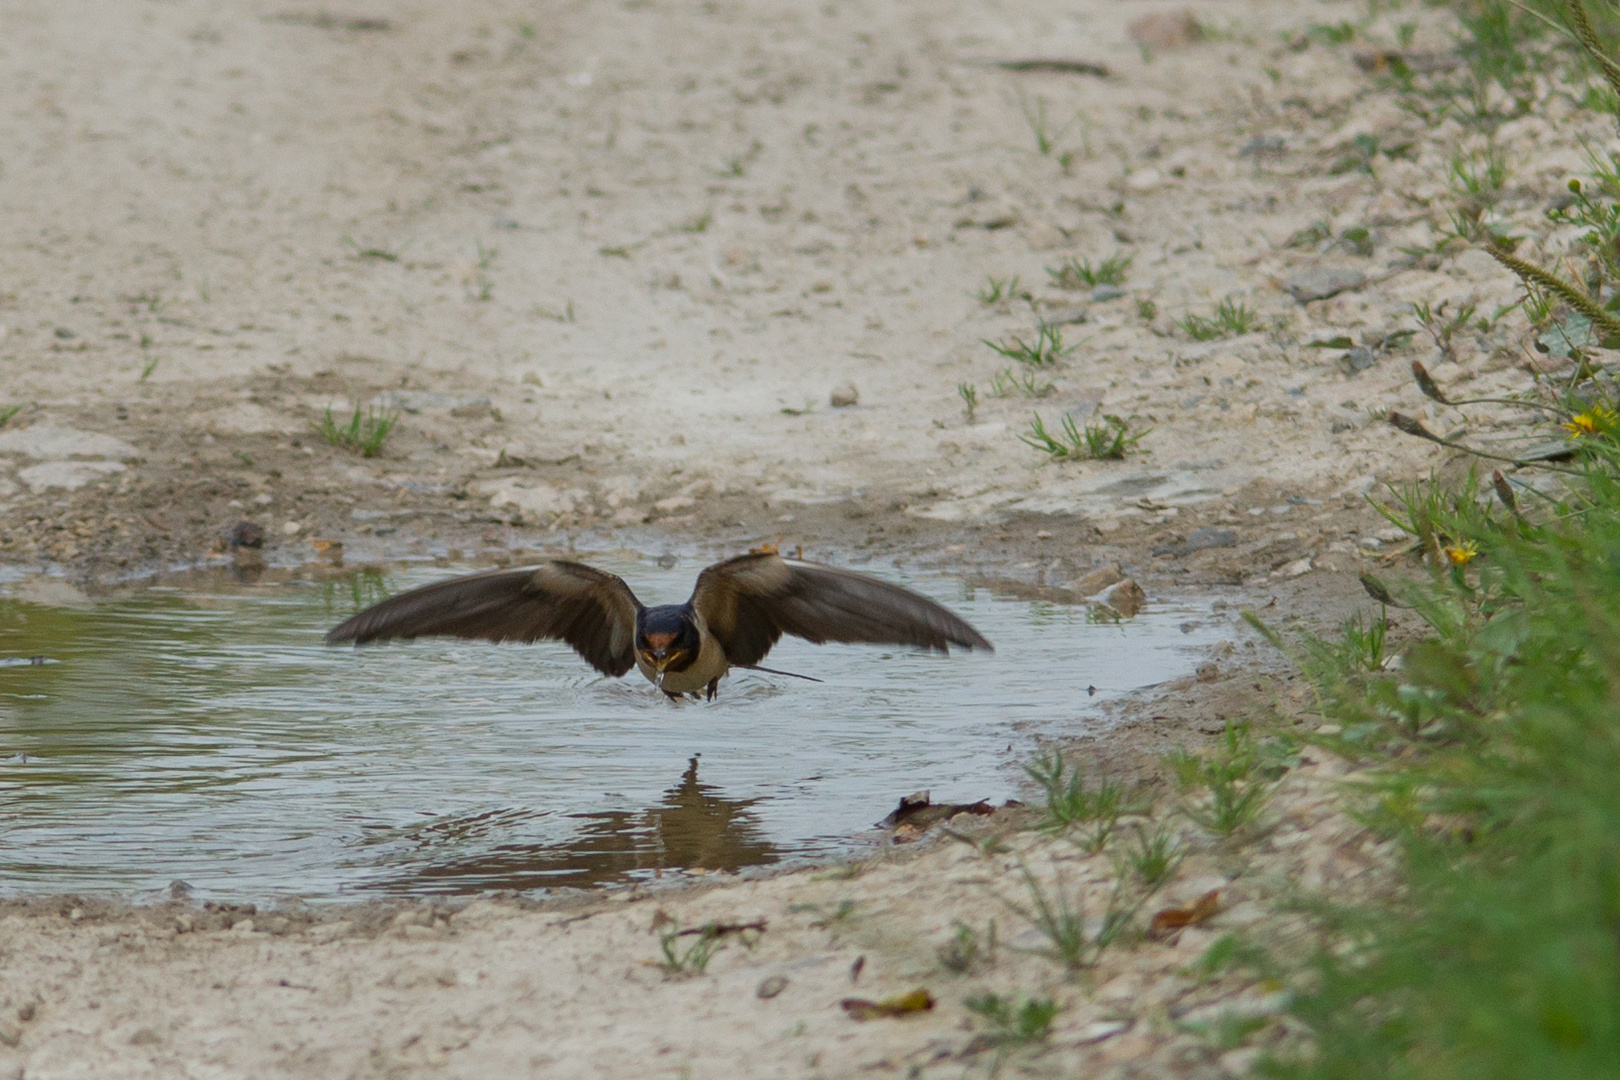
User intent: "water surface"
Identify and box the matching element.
[0,557,1227,902]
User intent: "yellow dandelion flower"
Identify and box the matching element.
[1563,406,1618,438]
[1444,541,1479,567]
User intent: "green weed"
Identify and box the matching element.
[319,403,401,458]
[990,366,1056,399]
[0,405,20,428]
[1304,20,1357,46]
[1267,445,1620,1078]
[983,324,1071,367]
[977,275,1028,305]
[343,236,402,261]
[958,381,980,422]
[937,921,996,974]
[657,924,725,978]
[1018,92,1074,156]
[1006,859,1135,973]
[1026,752,1127,852]
[1047,253,1132,290]
[1180,298,1258,340]
[1164,722,1286,836]
[1020,412,1148,461]
[1284,221,1332,249]
[1115,820,1183,891]
[964,991,1058,1066]
[1449,141,1511,208]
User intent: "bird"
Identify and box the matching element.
[324,550,992,700]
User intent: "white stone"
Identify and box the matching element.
[484,482,581,520]
[17,460,126,492]
[0,425,139,461]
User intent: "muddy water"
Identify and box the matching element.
[0,557,1230,902]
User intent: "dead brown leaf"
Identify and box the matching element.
[840,988,934,1020]
[1148,889,1220,940]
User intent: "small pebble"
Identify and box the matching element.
[226,520,264,549]
[756,975,789,999]
[281,521,302,536]
[829,382,859,408]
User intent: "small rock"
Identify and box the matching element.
[829,382,860,408]
[1277,556,1314,578]
[1040,307,1088,327]
[1285,267,1366,304]
[14,1005,33,1024]
[226,520,265,549]
[251,492,274,506]
[281,521,302,536]
[1073,563,1124,594]
[1078,1019,1131,1043]
[0,1023,17,1049]
[1152,527,1236,558]
[1129,11,1204,50]
[1125,167,1163,192]
[307,920,353,943]
[1094,578,1146,617]
[1219,1047,1263,1077]
[757,975,789,1000]
[174,914,195,934]
[1339,347,1376,374]
[68,907,84,922]
[1196,662,1220,682]
[311,538,344,563]
[230,918,255,934]
[1090,285,1126,303]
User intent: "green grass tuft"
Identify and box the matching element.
[1020,412,1147,461]
[1047,253,1132,290]
[1179,298,1258,341]
[319,403,401,458]
[983,324,1071,367]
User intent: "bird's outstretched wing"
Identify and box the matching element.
[324,561,642,677]
[690,553,992,667]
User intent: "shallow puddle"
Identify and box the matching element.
[0,557,1230,903]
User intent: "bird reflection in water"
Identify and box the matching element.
[370,755,778,894]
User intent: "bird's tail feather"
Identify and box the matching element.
[740,664,824,683]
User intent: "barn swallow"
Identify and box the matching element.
[324,550,992,700]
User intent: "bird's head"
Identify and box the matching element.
[637,608,700,678]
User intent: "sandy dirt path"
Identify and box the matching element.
[0,0,1504,575]
[0,0,1564,1075]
